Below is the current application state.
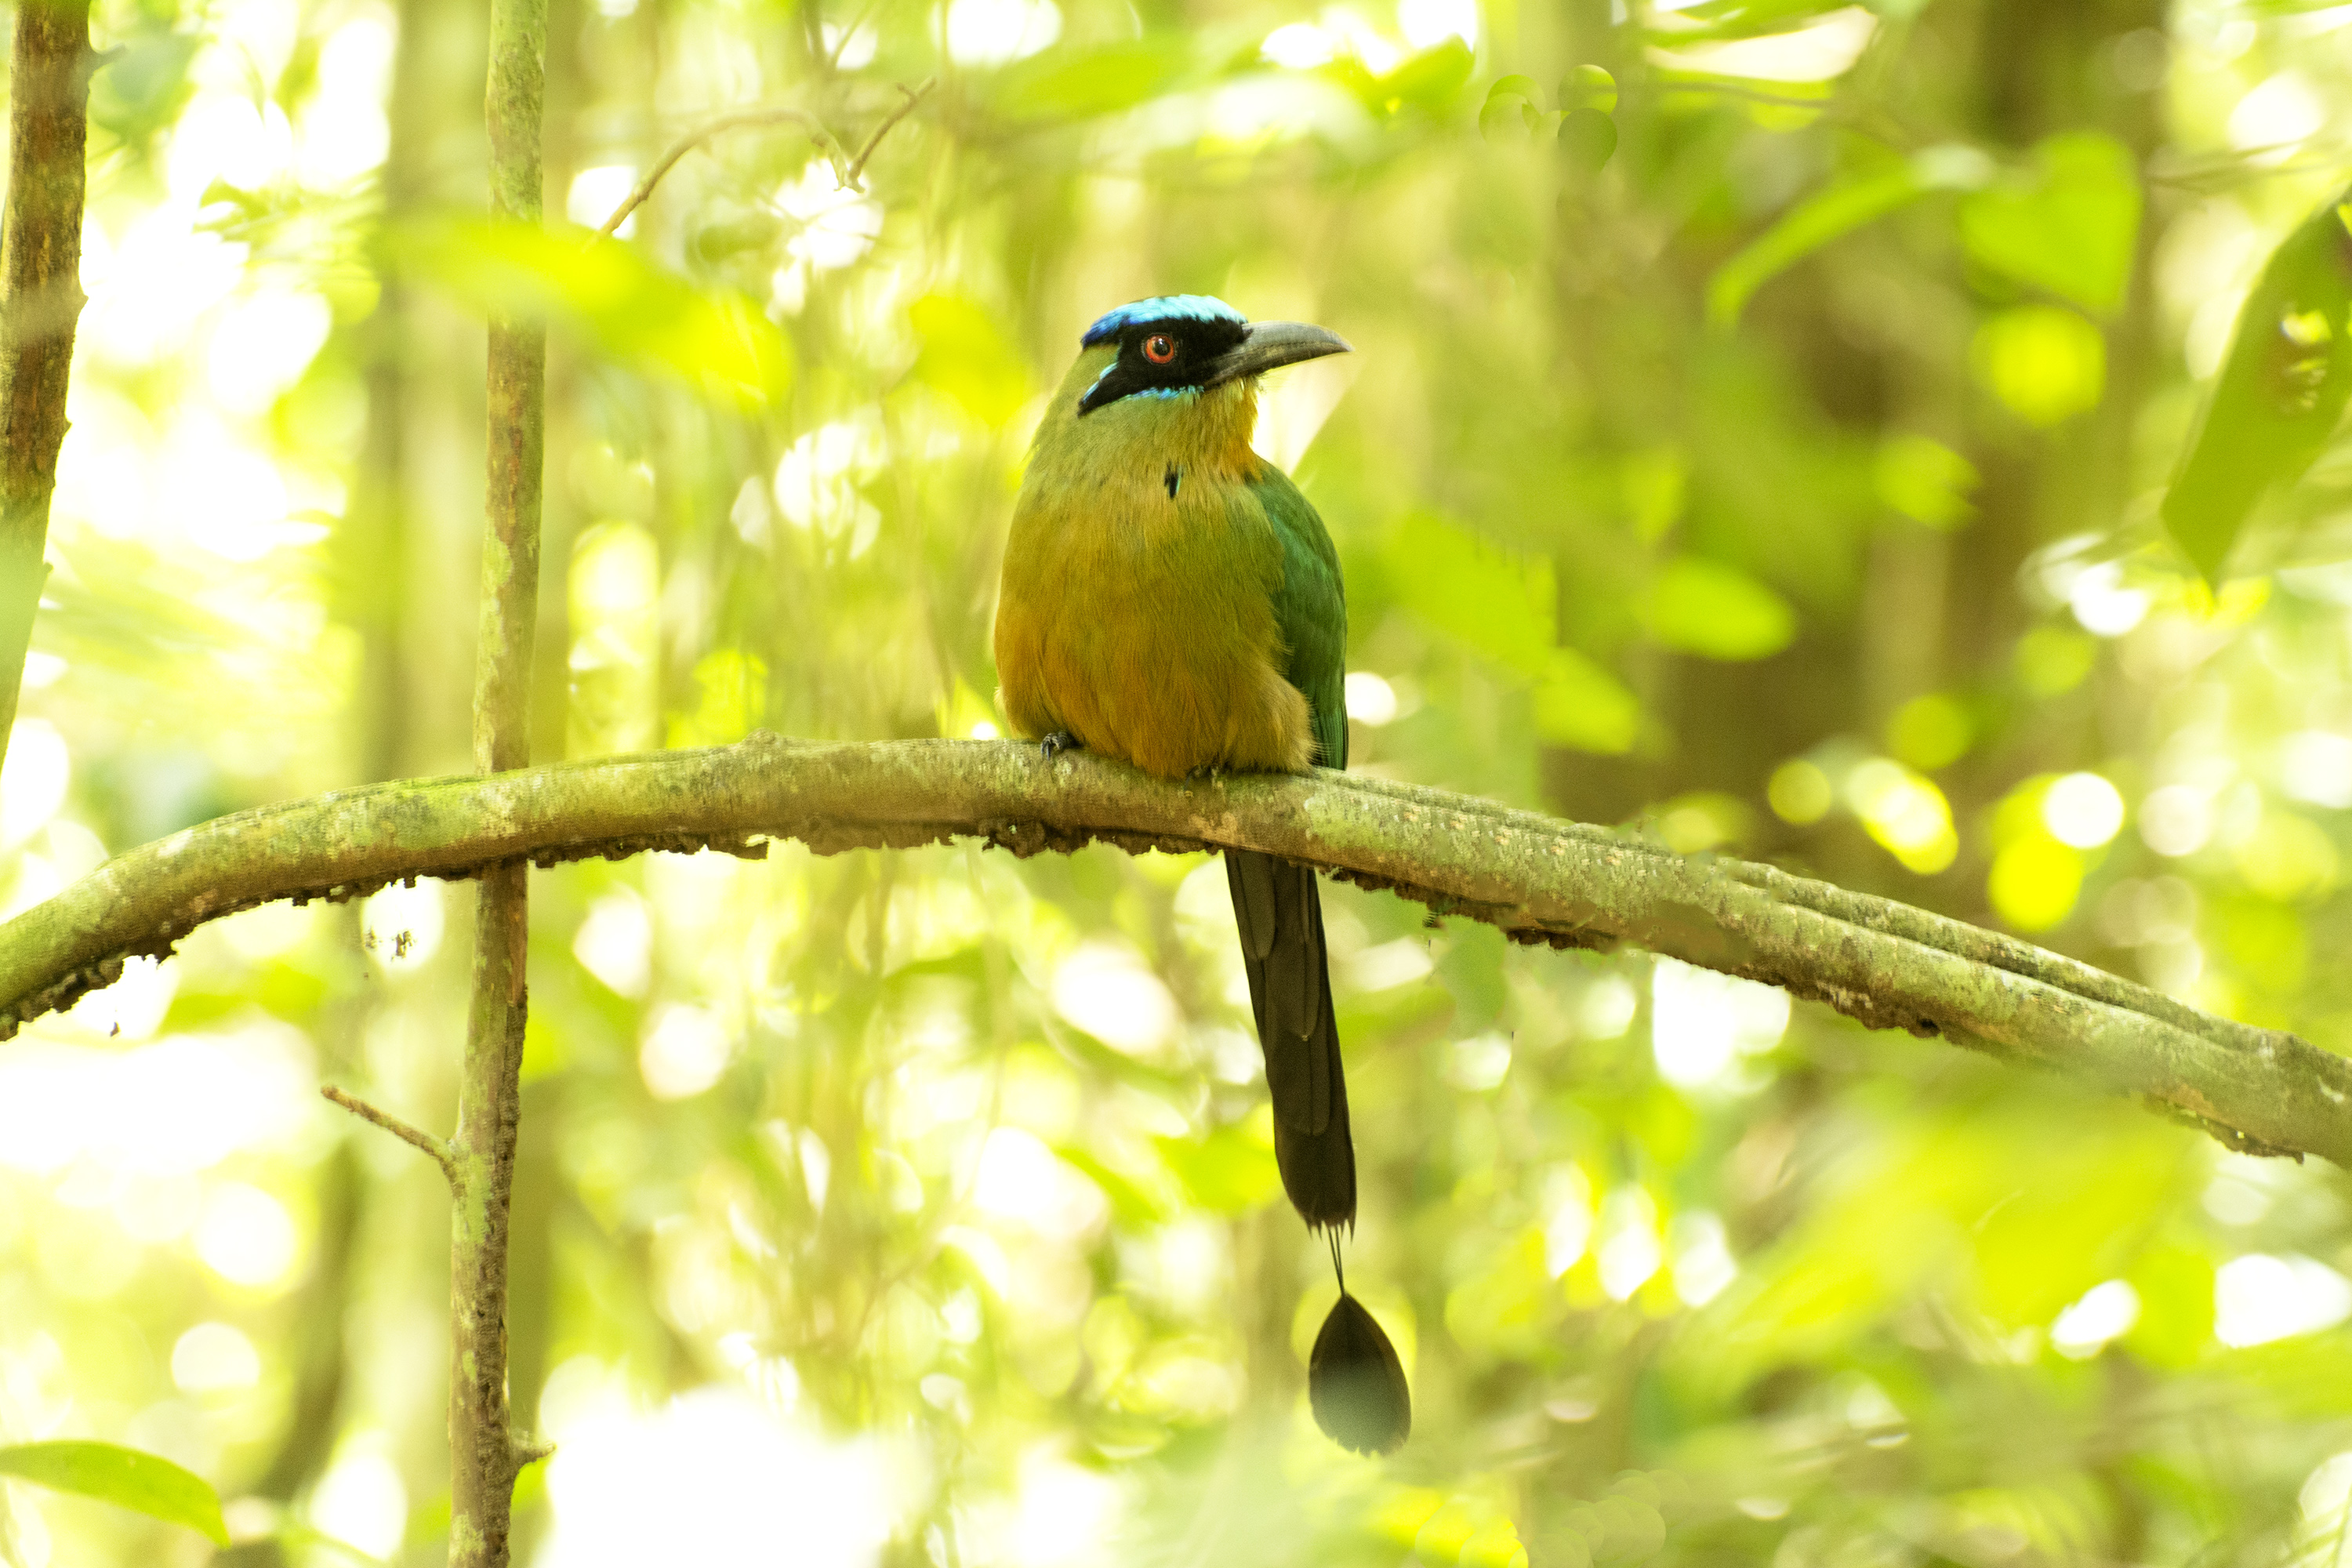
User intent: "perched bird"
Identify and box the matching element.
[995,295,1409,1456]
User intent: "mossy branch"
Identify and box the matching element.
[4,734,2344,1165]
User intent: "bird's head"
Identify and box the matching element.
[1069,295,1352,418]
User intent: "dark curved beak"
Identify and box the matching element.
[1202,321,1352,388]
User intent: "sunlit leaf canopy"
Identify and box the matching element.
[11,0,2352,1562]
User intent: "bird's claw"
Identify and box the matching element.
[1040,731,1079,760]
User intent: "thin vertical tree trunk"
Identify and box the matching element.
[0,0,94,775]
[448,0,548,1555]
[238,0,448,1552]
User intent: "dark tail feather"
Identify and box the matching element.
[1226,848,1356,1229]
[1309,1290,1411,1455]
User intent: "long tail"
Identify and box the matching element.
[1225,848,1355,1229]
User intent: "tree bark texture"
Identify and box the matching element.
[2,735,2343,1168]
[450,0,548,1555]
[0,0,94,775]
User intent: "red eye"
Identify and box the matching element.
[1143,334,1176,364]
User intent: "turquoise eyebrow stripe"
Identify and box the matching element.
[1076,361,1197,410]
[1081,294,1244,347]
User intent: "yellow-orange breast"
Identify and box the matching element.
[994,379,1312,780]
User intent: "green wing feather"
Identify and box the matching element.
[1227,459,1356,1229]
[1249,459,1348,770]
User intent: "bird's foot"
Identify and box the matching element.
[1040,731,1080,760]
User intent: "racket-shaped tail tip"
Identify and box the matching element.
[1308,1291,1411,1456]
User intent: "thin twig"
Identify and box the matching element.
[321,1084,456,1181]
[461,0,548,1555]
[1651,78,1835,110]
[822,0,884,71]
[595,107,831,238]
[840,79,932,191]
[2148,141,2352,191]
[591,79,931,238]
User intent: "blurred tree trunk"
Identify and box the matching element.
[0,0,93,774]
[230,0,450,1557]
[1943,0,2163,711]
[531,0,584,771]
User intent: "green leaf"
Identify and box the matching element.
[89,31,201,146]
[1875,434,1978,528]
[1531,648,1640,754]
[1479,74,1541,141]
[1708,144,1992,327]
[1484,73,1541,106]
[994,38,1193,121]
[909,294,1030,426]
[1443,1227,1559,1357]
[1052,1142,1172,1226]
[2122,1243,2217,1370]
[1377,38,1475,112]
[0,1442,228,1545]
[1155,1116,1281,1214]
[1560,64,1617,114]
[1647,0,1862,39]
[1385,510,1555,670]
[2161,189,2352,580]
[1558,109,1617,174]
[1387,511,1647,742]
[1641,555,1795,660]
[690,211,785,264]
[403,218,791,403]
[1958,132,2141,315]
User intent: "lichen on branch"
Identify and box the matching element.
[2,734,2343,1169]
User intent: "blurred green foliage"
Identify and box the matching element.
[11,0,2352,1565]
[0,1442,227,1545]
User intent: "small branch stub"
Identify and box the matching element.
[321,1084,456,1182]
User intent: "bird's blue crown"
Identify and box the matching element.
[1081,295,1245,347]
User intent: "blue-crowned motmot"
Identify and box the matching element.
[994,296,1409,1455]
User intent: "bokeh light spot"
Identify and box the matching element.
[172,1321,261,1393]
[1050,941,1178,1059]
[194,1181,299,1289]
[1973,306,2105,426]
[2216,1254,2352,1347]
[1396,0,1478,50]
[640,1004,732,1099]
[1987,835,2083,931]
[1651,958,1788,1091]
[1767,758,1833,824]
[310,1440,409,1561]
[2050,1279,2140,1359]
[1345,670,1399,725]
[2042,771,2125,848]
